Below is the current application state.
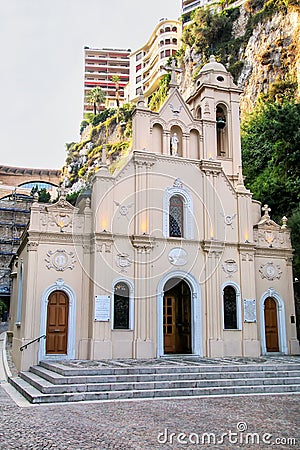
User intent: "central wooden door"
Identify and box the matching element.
[264,297,279,352]
[46,290,69,354]
[163,280,192,354]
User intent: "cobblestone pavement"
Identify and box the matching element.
[0,386,299,450]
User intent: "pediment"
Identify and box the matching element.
[45,196,78,214]
[158,88,195,127]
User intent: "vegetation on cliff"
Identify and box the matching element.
[180,0,299,88]
[62,103,134,193]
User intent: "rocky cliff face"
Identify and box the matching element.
[179,4,300,116]
[239,9,300,114]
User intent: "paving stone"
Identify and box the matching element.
[0,386,299,449]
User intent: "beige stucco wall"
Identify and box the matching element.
[9,58,299,371]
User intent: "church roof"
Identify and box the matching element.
[200,55,227,74]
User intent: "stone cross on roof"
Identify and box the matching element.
[163,58,182,86]
[262,204,271,219]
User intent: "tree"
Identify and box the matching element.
[30,186,51,203]
[111,75,120,108]
[86,87,105,115]
[241,99,300,280]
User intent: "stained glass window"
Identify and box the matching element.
[223,285,237,329]
[113,282,129,329]
[169,195,183,237]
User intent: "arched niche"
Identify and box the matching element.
[216,104,229,158]
[189,129,200,160]
[170,125,183,157]
[195,106,202,119]
[152,123,163,154]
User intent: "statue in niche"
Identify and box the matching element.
[171,133,179,156]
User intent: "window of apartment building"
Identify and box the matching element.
[165,39,171,45]
[165,49,171,57]
[136,52,143,61]
[172,26,177,32]
[160,51,164,59]
[136,63,142,72]
[136,75,142,84]
[172,38,177,44]
[165,27,171,32]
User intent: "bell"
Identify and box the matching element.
[217,116,226,129]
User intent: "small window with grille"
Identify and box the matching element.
[169,195,183,238]
[113,282,130,329]
[223,285,237,329]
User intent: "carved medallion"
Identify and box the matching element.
[173,178,183,188]
[221,213,237,229]
[259,262,282,281]
[115,253,132,273]
[45,250,76,271]
[114,201,134,219]
[168,248,188,266]
[222,259,238,277]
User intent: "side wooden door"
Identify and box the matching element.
[163,295,176,353]
[264,297,279,352]
[46,291,69,354]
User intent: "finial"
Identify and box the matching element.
[281,216,288,229]
[57,185,67,199]
[209,55,216,63]
[137,94,145,107]
[33,192,39,203]
[101,144,107,165]
[237,166,244,186]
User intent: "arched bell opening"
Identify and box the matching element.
[152,123,163,154]
[216,104,229,158]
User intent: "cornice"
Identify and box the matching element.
[130,234,155,253]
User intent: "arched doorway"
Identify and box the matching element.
[264,297,279,352]
[163,278,191,354]
[46,290,69,354]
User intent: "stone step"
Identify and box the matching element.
[40,360,300,377]
[30,364,300,385]
[20,370,300,395]
[9,375,300,404]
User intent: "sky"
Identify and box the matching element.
[0,0,181,170]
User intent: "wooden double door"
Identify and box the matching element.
[264,297,279,352]
[163,280,191,354]
[46,290,69,354]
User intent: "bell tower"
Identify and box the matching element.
[186,55,243,177]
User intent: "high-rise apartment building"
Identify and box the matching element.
[129,19,181,102]
[84,47,130,115]
[182,0,212,23]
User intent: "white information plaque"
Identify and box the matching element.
[244,299,256,323]
[94,295,111,321]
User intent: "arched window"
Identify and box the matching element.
[113,282,130,329]
[223,285,238,329]
[169,195,184,237]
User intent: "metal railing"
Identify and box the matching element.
[20,335,46,351]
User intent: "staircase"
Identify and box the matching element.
[9,357,300,404]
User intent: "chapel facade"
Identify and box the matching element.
[9,56,299,371]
